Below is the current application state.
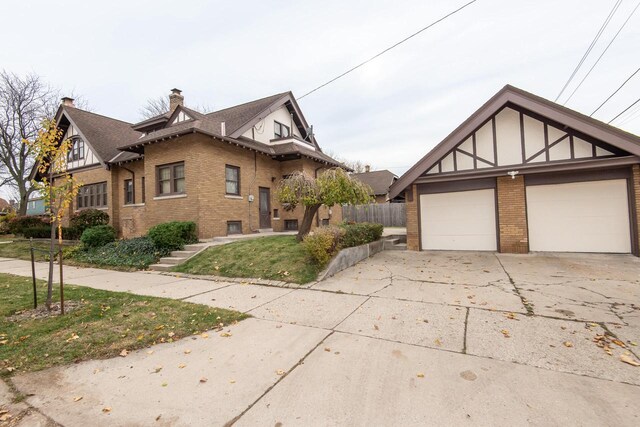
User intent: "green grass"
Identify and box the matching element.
[0,273,248,375]
[0,240,55,261]
[173,235,320,284]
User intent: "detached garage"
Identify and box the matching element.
[390,85,640,255]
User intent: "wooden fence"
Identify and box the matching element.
[342,203,406,227]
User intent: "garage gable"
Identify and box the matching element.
[390,85,640,199]
[424,106,624,176]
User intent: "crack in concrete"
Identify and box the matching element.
[223,330,335,426]
[2,377,63,427]
[462,307,470,354]
[495,255,534,315]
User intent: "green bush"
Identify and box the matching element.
[7,216,48,235]
[22,226,82,240]
[302,226,345,267]
[71,237,162,269]
[339,222,384,248]
[147,221,197,252]
[80,225,117,248]
[70,209,110,234]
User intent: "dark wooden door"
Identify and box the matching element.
[259,187,271,228]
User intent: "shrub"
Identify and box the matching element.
[7,216,48,235]
[22,225,82,240]
[80,225,117,248]
[302,226,344,267]
[70,209,110,233]
[147,221,197,252]
[339,222,384,248]
[72,237,162,269]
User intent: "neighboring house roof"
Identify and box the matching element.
[59,107,143,163]
[351,170,398,196]
[0,198,9,210]
[389,84,640,199]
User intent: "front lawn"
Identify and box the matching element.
[173,235,319,284]
[0,273,248,375]
[0,240,56,261]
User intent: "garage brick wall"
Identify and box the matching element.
[497,176,528,253]
[406,184,419,250]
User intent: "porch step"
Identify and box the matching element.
[388,243,407,250]
[159,256,189,265]
[170,250,198,257]
[184,244,206,251]
[257,228,273,233]
[149,263,174,272]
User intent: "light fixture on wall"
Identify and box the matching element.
[507,171,519,179]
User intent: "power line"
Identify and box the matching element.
[608,97,640,123]
[590,66,640,116]
[298,0,478,100]
[555,0,622,102]
[563,1,640,105]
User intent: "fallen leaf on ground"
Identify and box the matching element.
[152,366,163,374]
[199,377,208,383]
[201,333,209,339]
[161,382,168,387]
[220,332,232,337]
[168,332,175,338]
[434,339,442,347]
[73,396,83,402]
[324,347,331,352]
[184,349,192,354]
[563,341,573,348]
[276,369,285,376]
[620,353,640,366]
[66,333,80,342]
[146,350,154,355]
[501,329,510,338]
[229,379,236,384]
[178,364,186,369]
[119,349,128,357]
[102,407,111,413]
[505,313,517,320]
[373,325,379,331]
[416,373,425,378]
[611,339,626,348]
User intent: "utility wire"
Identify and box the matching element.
[608,97,640,123]
[590,66,640,116]
[298,0,478,100]
[555,0,622,102]
[564,1,640,105]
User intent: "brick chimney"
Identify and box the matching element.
[61,97,75,107]
[169,88,184,112]
[365,165,371,173]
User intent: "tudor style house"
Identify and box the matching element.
[390,85,640,256]
[54,89,345,238]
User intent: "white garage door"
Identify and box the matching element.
[526,179,631,253]
[420,189,497,251]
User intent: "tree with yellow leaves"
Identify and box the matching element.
[23,119,79,311]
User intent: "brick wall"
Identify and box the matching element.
[64,165,113,227]
[496,175,528,253]
[406,184,419,250]
[632,165,640,255]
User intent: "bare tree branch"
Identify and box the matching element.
[138,95,213,120]
[324,150,373,173]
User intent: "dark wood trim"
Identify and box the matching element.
[519,112,526,164]
[491,117,498,166]
[437,162,442,173]
[416,185,423,251]
[417,177,496,195]
[524,167,631,186]
[472,133,478,169]
[123,178,134,205]
[569,135,575,160]
[452,150,458,172]
[525,134,569,163]
[456,148,493,167]
[544,123,550,162]
[414,156,640,184]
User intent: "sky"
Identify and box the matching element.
[1,0,639,198]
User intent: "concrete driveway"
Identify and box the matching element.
[1,251,639,426]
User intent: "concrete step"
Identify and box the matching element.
[170,250,197,257]
[149,263,174,272]
[159,256,189,265]
[388,243,407,250]
[257,228,274,233]
[383,238,400,250]
[184,244,206,251]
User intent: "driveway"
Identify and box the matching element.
[1,252,639,426]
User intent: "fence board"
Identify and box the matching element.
[342,203,406,227]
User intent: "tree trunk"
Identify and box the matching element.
[18,190,29,216]
[297,204,320,241]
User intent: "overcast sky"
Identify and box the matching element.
[1,0,639,196]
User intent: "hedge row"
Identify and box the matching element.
[303,222,383,267]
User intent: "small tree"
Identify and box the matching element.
[24,119,79,311]
[277,168,372,241]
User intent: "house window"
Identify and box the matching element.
[141,177,146,203]
[227,221,242,235]
[274,121,290,139]
[284,219,298,231]
[77,182,107,209]
[225,165,240,195]
[273,209,279,219]
[124,179,134,205]
[157,162,185,196]
[67,137,85,162]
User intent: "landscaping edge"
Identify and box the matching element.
[317,239,384,281]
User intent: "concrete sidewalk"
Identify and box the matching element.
[1,252,639,426]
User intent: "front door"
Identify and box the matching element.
[259,187,271,228]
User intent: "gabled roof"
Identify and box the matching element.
[58,106,143,164]
[352,170,398,196]
[389,84,640,199]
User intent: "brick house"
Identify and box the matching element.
[389,85,640,255]
[54,89,345,239]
